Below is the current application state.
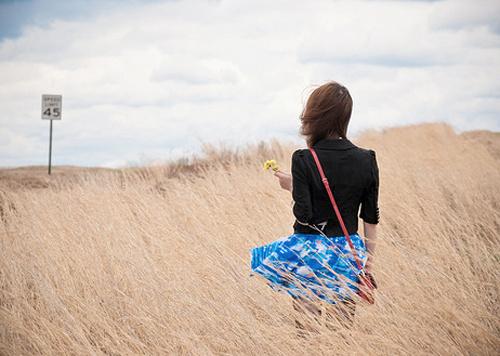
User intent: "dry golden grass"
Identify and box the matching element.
[0,122,499,355]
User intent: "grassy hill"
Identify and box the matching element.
[1,122,499,355]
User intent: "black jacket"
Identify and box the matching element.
[292,137,380,237]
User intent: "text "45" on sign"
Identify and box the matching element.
[42,94,62,120]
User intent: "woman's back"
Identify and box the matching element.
[251,81,379,325]
[291,137,380,237]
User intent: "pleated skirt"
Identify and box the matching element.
[251,233,367,304]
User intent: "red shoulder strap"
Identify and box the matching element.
[309,147,364,272]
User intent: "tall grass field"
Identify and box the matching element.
[1,123,499,355]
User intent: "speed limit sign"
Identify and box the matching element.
[42,94,62,120]
[41,94,62,175]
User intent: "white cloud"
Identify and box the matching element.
[428,0,500,32]
[0,0,499,167]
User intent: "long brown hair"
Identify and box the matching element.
[300,81,353,147]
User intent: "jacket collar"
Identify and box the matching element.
[313,137,356,150]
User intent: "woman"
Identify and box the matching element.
[254,81,379,331]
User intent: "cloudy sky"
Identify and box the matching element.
[0,0,499,167]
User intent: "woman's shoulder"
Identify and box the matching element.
[291,149,311,171]
[354,146,378,174]
[366,148,377,161]
[292,148,309,160]
[354,145,377,160]
[291,145,377,161]
[292,148,311,161]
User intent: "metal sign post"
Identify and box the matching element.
[41,94,62,175]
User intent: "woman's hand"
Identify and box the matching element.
[363,270,378,289]
[365,260,374,273]
[274,171,292,192]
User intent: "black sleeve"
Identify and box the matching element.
[359,149,380,224]
[291,150,313,224]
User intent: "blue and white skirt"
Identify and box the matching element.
[250,233,367,304]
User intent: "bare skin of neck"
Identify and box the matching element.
[327,134,343,139]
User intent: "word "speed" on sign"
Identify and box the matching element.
[42,94,62,120]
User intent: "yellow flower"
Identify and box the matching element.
[263,159,279,172]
